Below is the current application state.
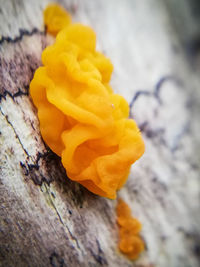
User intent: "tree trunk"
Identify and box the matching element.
[0,0,200,266]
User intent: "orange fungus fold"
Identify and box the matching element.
[116,199,144,260]
[30,4,145,199]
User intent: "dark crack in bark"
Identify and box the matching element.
[42,183,82,253]
[129,75,179,115]
[49,251,65,267]
[129,75,190,152]
[89,239,108,266]
[20,150,61,186]
[0,107,30,157]
[0,27,46,101]
[0,86,29,102]
[0,27,45,46]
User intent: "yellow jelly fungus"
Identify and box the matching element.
[44,4,71,35]
[116,199,144,260]
[30,4,145,199]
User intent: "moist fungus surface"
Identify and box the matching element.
[30,4,145,199]
[116,199,144,259]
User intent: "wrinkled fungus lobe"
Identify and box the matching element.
[116,199,144,259]
[30,4,145,199]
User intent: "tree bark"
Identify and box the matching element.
[0,0,200,266]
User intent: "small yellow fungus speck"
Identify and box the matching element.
[44,3,71,35]
[30,4,145,199]
[116,199,144,260]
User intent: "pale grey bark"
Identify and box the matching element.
[0,0,200,267]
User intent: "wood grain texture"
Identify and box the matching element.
[0,0,200,266]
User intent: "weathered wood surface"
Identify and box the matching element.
[0,0,200,266]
